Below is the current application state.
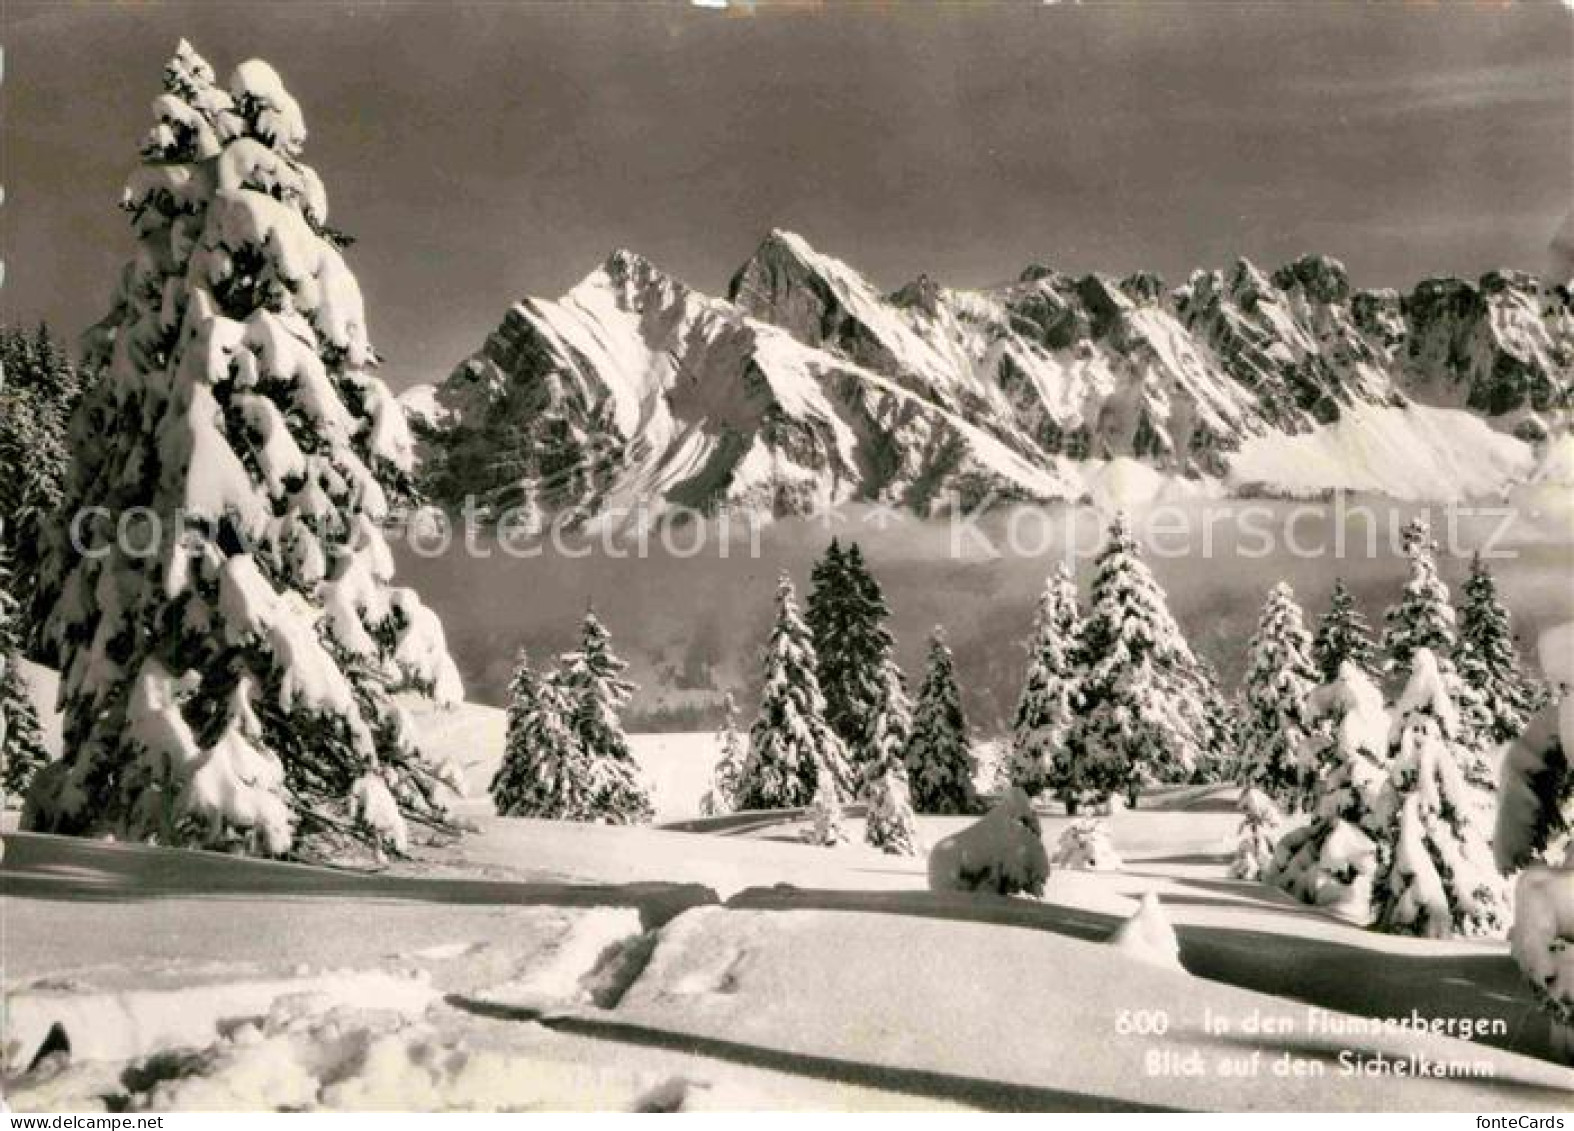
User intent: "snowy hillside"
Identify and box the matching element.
[408,233,1572,522]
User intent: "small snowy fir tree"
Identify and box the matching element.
[1066,514,1219,807]
[801,760,847,846]
[1229,786,1284,881]
[1238,583,1319,812]
[554,611,653,825]
[1052,818,1123,871]
[1005,565,1083,806]
[1312,578,1377,684]
[25,44,463,858]
[1,551,50,799]
[1455,554,1536,746]
[1371,649,1508,938]
[1267,663,1390,920]
[904,626,980,815]
[857,653,921,855]
[1381,516,1458,688]
[736,575,851,809]
[490,648,594,820]
[698,691,747,817]
[1108,892,1182,971]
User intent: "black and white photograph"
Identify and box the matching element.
[1,0,1572,1115]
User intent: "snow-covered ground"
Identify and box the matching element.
[6,777,1573,1109]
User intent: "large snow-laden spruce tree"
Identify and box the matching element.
[1,550,50,800]
[1371,649,1508,938]
[553,611,653,824]
[858,655,921,855]
[490,648,595,821]
[1065,514,1220,807]
[1455,553,1537,747]
[1005,565,1082,806]
[1312,577,1377,684]
[1238,582,1319,812]
[24,43,463,857]
[736,574,851,810]
[904,626,980,815]
[807,539,895,764]
[1266,662,1389,921]
[698,690,747,817]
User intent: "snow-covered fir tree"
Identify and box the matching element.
[1382,516,1458,688]
[1229,786,1284,880]
[1312,578,1377,684]
[0,551,49,800]
[1267,662,1390,920]
[490,648,595,820]
[736,574,850,810]
[904,626,979,815]
[699,690,747,817]
[1005,565,1082,805]
[1455,553,1536,746]
[554,611,653,825]
[1371,649,1508,938]
[858,656,920,855]
[25,44,463,857]
[807,539,894,758]
[1066,514,1220,807]
[1238,582,1319,812]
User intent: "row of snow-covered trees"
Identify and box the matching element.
[687,540,981,855]
[1231,516,1551,939]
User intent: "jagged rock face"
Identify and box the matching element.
[412,231,1573,521]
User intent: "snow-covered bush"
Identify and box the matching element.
[927,787,1049,897]
[1266,663,1388,921]
[737,575,849,810]
[904,626,980,815]
[1108,893,1183,972]
[1229,786,1283,881]
[1371,649,1507,938]
[1004,565,1081,804]
[24,43,462,857]
[1510,864,1574,1051]
[491,649,595,821]
[1051,818,1123,871]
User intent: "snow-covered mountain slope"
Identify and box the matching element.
[409,233,1573,520]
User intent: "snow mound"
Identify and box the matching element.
[927,787,1049,897]
[1107,892,1183,972]
[1268,818,1379,922]
[1051,818,1123,871]
[1510,864,1574,1046]
[469,907,645,1012]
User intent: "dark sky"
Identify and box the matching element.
[4,1,1571,391]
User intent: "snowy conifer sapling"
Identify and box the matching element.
[699,690,747,817]
[858,654,921,855]
[736,575,850,810]
[26,44,463,857]
[905,626,980,815]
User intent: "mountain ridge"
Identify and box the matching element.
[405,231,1573,522]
